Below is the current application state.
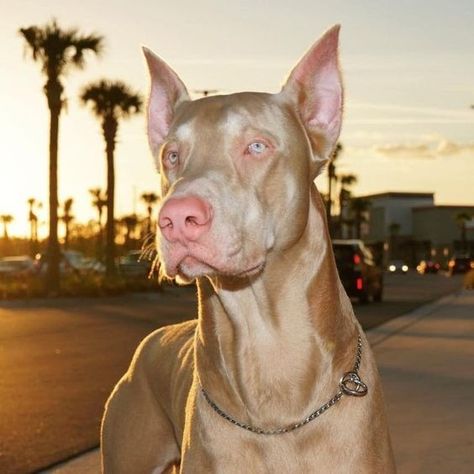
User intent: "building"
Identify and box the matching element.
[358,192,474,267]
[413,205,474,261]
[362,192,434,242]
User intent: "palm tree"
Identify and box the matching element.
[455,212,472,251]
[350,198,371,239]
[1,215,14,240]
[80,80,142,276]
[121,214,139,248]
[141,192,159,235]
[326,142,343,234]
[27,198,39,242]
[338,174,357,238]
[89,188,107,259]
[19,19,103,293]
[61,198,74,249]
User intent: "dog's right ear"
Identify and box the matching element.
[142,47,190,157]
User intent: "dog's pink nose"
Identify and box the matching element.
[159,196,212,243]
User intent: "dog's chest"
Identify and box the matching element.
[180,400,371,473]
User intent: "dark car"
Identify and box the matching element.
[448,255,473,275]
[416,260,440,274]
[332,239,383,303]
[0,256,36,279]
[118,251,154,278]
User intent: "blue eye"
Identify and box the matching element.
[248,142,267,154]
[164,151,179,168]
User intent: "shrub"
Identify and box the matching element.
[0,272,162,300]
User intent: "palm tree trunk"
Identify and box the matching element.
[104,117,117,277]
[64,221,70,249]
[47,103,61,293]
[97,206,104,260]
[148,205,153,235]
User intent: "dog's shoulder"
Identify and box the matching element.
[126,319,197,383]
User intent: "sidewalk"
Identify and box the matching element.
[43,290,474,474]
[369,289,474,474]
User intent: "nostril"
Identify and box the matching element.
[159,217,174,229]
[185,215,204,226]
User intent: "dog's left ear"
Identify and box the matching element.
[281,25,343,173]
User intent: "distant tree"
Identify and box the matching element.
[326,142,343,227]
[350,198,371,239]
[89,188,107,259]
[27,198,41,244]
[61,198,74,249]
[0,215,14,240]
[120,214,139,248]
[338,173,357,237]
[141,192,159,235]
[80,80,142,277]
[456,212,471,250]
[19,19,103,293]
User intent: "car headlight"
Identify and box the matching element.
[389,265,396,272]
[402,265,408,272]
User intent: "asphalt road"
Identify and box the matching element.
[0,272,463,474]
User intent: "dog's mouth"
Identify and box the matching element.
[175,254,265,280]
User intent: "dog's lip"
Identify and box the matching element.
[176,254,265,279]
[234,261,265,277]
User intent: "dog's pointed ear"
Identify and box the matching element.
[143,47,190,156]
[281,25,343,170]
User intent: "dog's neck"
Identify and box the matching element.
[195,187,357,427]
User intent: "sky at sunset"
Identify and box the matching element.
[1,0,473,237]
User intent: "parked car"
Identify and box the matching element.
[416,260,440,274]
[448,255,473,275]
[118,250,154,278]
[0,256,36,279]
[34,251,104,275]
[332,239,383,303]
[388,260,409,274]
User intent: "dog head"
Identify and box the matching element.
[144,25,343,283]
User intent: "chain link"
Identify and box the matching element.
[200,333,366,435]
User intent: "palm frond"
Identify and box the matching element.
[80,79,143,120]
[19,18,103,78]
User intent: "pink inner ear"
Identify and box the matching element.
[143,48,190,155]
[148,83,174,155]
[284,25,343,156]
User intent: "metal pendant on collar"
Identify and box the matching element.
[200,331,368,435]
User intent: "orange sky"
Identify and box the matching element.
[1,0,474,237]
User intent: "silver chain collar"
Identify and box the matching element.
[200,333,368,435]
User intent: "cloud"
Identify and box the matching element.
[436,139,474,156]
[372,138,474,159]
[373,143,434,159]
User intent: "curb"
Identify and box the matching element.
[366,290,462,347]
